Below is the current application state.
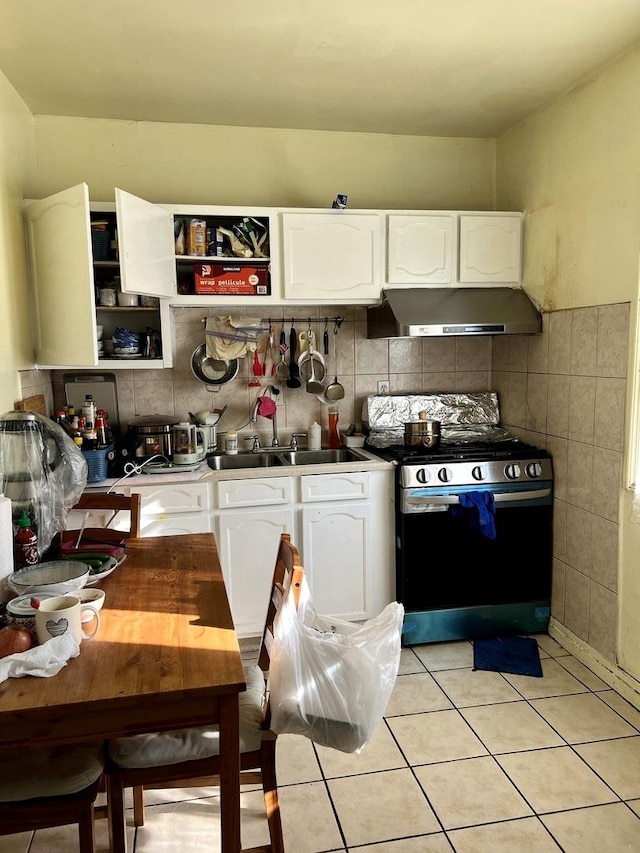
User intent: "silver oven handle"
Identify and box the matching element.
[402,487,551,514]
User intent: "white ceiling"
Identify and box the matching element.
[3,0,640,138]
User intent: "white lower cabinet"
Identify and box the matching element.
[213,469,394,637]
[216,507,296,637]
[301,502,372,620]
[77,467,394,639]
[124,481,212,537]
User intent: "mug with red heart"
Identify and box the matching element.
[35,595,100,645]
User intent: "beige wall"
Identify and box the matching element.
[31,116,496,210]
[495,45,640,683]
[0,72,37,412]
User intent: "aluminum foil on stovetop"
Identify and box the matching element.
[362,393,513,449]
[363,393,500,429]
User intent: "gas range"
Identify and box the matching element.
[367,439,553,488]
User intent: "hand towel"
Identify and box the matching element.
[205,316,266,360]
[452,491,496,539]
[0,634,80,683]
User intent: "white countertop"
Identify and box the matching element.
[88,448,394,492]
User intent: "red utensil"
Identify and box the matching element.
[252,348,262,377]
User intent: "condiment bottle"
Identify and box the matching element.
[82,394,96,430]
[308,422,321,451]
[14,510,38,569]
[95,414,108,447]
[224,431,238,455]
[328,409,341,449]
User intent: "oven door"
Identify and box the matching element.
[397,480,553,614]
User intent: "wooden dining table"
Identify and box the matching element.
[0,532,246,853]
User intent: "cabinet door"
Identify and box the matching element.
[301,502,372,621]
[459,215,522,284]
[387,214,455,285]
[216,507,296,637]
[142,513,211,537]
[127,482,210,515]
[25,183,99,367]
[281,212,383,301]
[115,189,176,298]
[215,477,292,509]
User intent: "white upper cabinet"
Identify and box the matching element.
[459,214,522,284]
[25,183,99,367]
[387,214,455,285]
[281,212,384,302]
[116,189,175,299]
[24,184,173,369]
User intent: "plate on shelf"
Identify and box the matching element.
[114,353,142,359]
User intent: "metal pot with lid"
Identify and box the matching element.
[127,415,178,460]
[404,411,441,448]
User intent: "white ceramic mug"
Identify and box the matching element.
[35,595,100,644]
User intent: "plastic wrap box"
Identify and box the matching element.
[194,264,270,296]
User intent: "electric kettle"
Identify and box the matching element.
[172,422,207,465]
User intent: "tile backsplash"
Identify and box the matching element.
[493,302,630,665]
[51,305,492,446]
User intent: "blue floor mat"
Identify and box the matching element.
[473,636,543,678]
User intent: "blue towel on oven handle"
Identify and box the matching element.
[452,491,497,539]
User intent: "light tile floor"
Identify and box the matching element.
[5,634,640,852]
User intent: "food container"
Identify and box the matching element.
[404,413,441,448]
[6,592,58,639]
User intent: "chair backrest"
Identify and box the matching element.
[258,533,303,675]
[70,492,142,539]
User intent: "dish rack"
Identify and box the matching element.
[82,443,114,483]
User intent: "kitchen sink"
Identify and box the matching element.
[207,453,283,471]
[207,447,372,470]
[280,448,370,465]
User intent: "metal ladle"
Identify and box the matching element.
[323,324,345,402]
[305,337,325,394]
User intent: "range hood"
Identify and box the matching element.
[367,287,542,338]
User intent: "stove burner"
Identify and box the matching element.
[366,439,548,465]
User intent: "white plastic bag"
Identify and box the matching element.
[269,576,404,753]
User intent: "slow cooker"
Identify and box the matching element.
[127,416,178,460]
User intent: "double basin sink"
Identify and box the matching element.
[207,447,371,471]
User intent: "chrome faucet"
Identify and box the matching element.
[245,434,261,453]
[250,395,279,447]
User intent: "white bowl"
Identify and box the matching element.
[9,560,90,596]
[75,588,106,621]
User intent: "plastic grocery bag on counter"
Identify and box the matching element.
[269,576,404,753]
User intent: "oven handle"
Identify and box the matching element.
[402,487,552,514]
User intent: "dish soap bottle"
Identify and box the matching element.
[14,511,38,569]
[328,408,341,449]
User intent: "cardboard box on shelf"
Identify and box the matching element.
[194,264,270,296]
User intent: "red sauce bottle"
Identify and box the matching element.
[14,511,38,569]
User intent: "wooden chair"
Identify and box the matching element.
[106,533,303,853]
[70,492,141,538]
[0,744,104,853]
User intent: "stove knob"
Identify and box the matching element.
[416,468,430,485]
[471,466,485,481]
[438,467,453,483]
[526,462,543,478]
[504,463,521,480]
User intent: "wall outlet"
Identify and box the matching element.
[377,380,390,395]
